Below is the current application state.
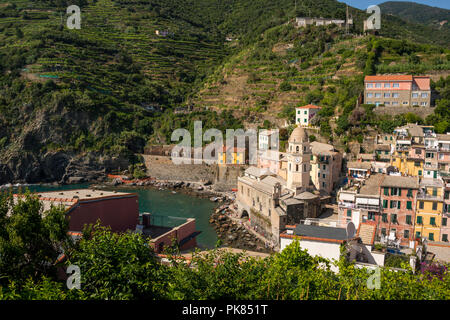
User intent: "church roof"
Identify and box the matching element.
[288,126,308,143]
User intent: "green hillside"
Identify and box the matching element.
[379,1,450,27]
[0,0,449,184]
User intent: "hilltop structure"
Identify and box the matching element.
[364,75,431,107]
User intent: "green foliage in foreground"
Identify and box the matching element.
[0,195,449,300]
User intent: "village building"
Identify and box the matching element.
[415,178,444,242]
[346,161,372,181]
[236,127,325,247]
[379,175,420,247]
[15,189,140,233]
[338,174,384,230]
[364,75,431,107]
[295,104,321,127]
[310,141,342,195]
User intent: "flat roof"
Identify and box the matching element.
[359,174,385,196]
[381,175,419,189]
[291,224,348,242]
[35,189,137,202]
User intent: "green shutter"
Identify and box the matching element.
[430,217,436,226]
[347,209,351,217]
[406,215,411,224]
[384,188,389,196]
[407,201,412,210]
[418,170,422,176]
[417,216,423,224]
[383,200,388,208]
[397,201,401,209]
[429,233,434,241]
[404,230,409,239]
[443,218,447,226]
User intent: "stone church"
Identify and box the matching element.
[236,126,323,247]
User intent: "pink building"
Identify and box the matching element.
[364,75,431,107]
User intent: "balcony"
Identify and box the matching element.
[338,202,356,209]
[356,204,381,211]
[417,192,443,201]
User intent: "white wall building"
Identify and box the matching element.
[295,104,321,127]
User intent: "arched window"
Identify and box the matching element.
[296,146,299,152]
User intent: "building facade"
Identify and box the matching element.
[364,75,431,107]
[295,104,321,127]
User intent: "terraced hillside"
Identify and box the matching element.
[192,22,450,129]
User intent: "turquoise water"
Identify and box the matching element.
[15,184,218,248]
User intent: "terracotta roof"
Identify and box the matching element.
[413,76,431,90]
[381,175,419,189]
[296,104,322,109]
[357,222,377,245]
[364,75,413,82]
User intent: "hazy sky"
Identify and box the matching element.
[339,0,450,10]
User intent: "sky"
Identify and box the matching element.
[338,0,450,10]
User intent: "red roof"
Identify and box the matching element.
[364,75,413,82]
[413,76,430,90]
[296,104,322,109]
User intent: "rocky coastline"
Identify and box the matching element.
[209,206,274,254]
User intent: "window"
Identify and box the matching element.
[416,231,421,238]
[432,188,437,196]
[391,214,398,223]
[381,228,386,236]
[412,93,418,98]
[418,170,422,176]
[417,216,423,224]
[429,233,434,241]
[384,93,390,98]
[419,201,424,209]
[384,102,390,105]
[421,93,428,98]
[367,93,373,98]
[383,199,388,208]
[367,83,373,88]
[406,215,412,224]
[404,230,409,239]
[304,110,307,114]
[392,102,399,106]
[443,218,447,226]
[384,187,389,195]
[368,212,375,221]
[392,93,399,98]
[407,201,412,210]
[421,102,427,106]
[443,234,448,242]
[375,83,382,88]
[347,209,352,217]
[382,214,388,223]
[393,83,399,88]
[375,93,381,98]
[415,149,422,155]
[402,101,408,105]
[384,83,390,88]
[430,217,436,226]
[432,202,437,211]
[407,189,413,197]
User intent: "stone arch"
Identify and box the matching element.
[240,209,249,219]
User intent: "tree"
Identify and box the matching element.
[0,191,69,285]
[65,223,168,300]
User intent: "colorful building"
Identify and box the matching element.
[295,104,321,127]
[414,178,444,242]
[217,146,246,165]
[364,75,431,107]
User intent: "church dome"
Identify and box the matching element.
[289,126,308,143]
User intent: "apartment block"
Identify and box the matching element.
[379,175,419,246]
[415,178,444,242]
[364,75,431,107]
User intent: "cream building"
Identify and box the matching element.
[236,126,322,247]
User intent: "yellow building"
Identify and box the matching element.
[414,179,444,241]
[218,146,245,165]
[391,150,424,177]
